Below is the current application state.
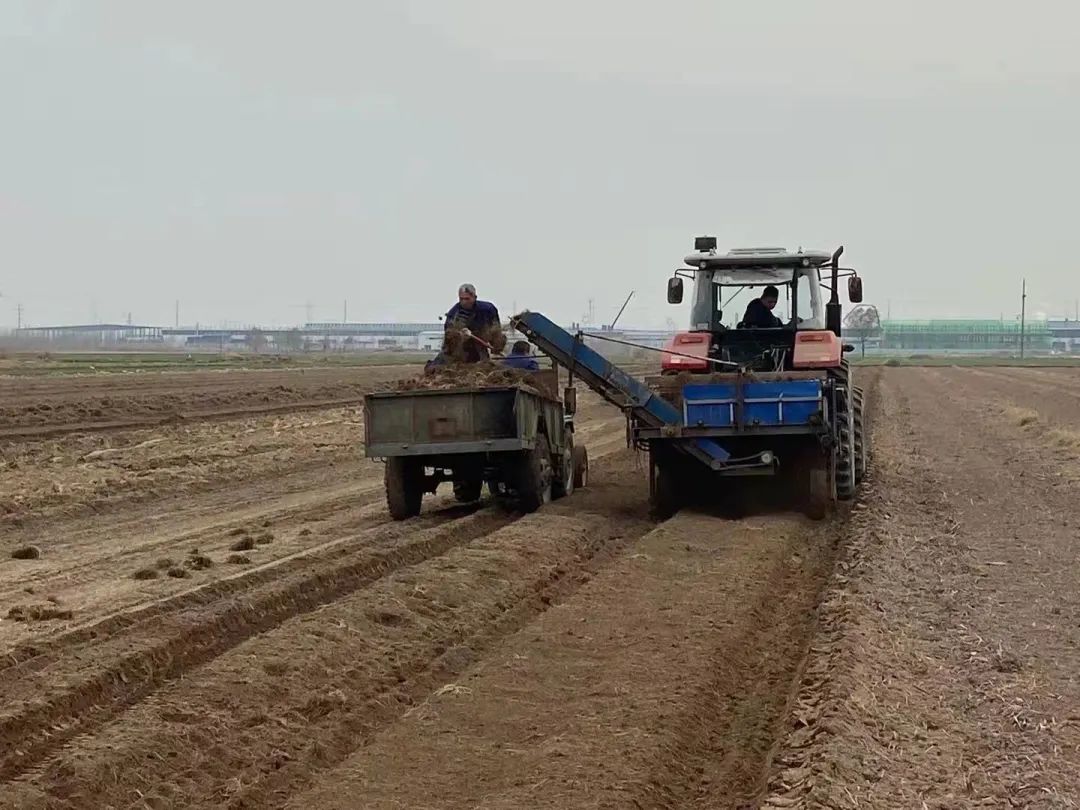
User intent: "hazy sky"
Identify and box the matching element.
[3,1,1079,329]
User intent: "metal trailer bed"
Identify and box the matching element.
[364,379,587,520]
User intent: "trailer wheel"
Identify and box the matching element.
[517,434,554,512]
[572,444,589,489]
[453,479,483,503]
[552,437,575,500]
[385,457,423,520]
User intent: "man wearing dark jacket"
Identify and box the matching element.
[445,283,501,361]
[741,285,784,328]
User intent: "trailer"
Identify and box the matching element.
[364,370,588,520]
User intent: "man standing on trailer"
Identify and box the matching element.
[445,283,502,362]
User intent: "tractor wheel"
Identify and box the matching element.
[649,449,680,520]
[572,444,589,489]
[385,457,423,520]
[836,386,857,501]
[453,478,483,503]
[517,434,554,513]
[853,386,868,484]
[552,436,575,499]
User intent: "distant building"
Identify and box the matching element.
[14,324,163,344]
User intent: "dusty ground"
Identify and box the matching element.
[1,364,1079,808]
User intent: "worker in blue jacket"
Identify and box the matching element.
[502,341,540,371]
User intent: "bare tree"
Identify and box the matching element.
[843,305,882,358]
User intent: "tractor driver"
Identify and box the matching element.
[445,283,501,362]
[740,285,784,329]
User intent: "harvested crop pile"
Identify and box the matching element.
[442,324,508,362]
[386,361,537,393]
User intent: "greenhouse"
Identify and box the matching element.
[877,320,1052,351]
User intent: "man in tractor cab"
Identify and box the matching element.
[501,340,540,371]
[445,283,501,362]
[740,285,785,329]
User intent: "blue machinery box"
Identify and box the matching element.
[682,380,824,429]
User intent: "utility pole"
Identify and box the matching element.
[343,300,348,323]
[175,300,180,329]
[16,303,23,330]
[1019,278,1027,359]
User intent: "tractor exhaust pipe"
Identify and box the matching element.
[826,245,845,336]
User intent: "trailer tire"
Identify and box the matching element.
[572,444,589,489]
[385,458,423,520]
[552,438,575,500]
[517,434,554,513]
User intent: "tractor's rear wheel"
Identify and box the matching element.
[853,386,868,484]
[517,434,554,513]
[836,386,857,501]
[385,457,423,520]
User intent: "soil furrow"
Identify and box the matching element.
[0,506,513,782]
[3,459,648,808]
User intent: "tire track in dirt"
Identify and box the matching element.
[0,422,630,788]
[0,395,375,441]
[3,455,650,809]
[918,367,1080,476]
[0,481,386,668]
[0,502,510,782]
[280,505,849,809]
[763,366,1080,807]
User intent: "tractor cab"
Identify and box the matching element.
[663,237,862,374]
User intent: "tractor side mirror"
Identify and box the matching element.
[667,276,684,305]
[847,276,864,304]
[563,386,577,415]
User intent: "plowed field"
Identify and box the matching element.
[3,364,1079,809]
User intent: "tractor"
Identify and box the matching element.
[642,236,869,517]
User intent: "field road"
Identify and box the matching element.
[2,364,1079,808]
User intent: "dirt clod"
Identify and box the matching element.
[227,554,252,565]
[186,554,214,570]
[166,566,191,579]
[10,545,42,560]
[230,537,256,552]
[132,568,159,581]
[8,604,74,622]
